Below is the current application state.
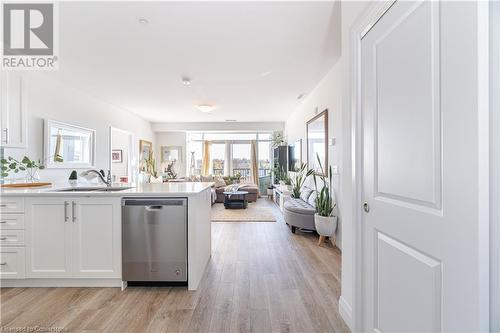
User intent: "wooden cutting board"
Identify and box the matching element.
[1,182,52,188]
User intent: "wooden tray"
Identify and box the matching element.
[1,182,52,188]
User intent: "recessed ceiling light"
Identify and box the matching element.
[297,93,305,100]
[225,119,237,122]
[182,77,191,86]
[260,71,272,77]
[138,18,149,25]
[197,104,215,113]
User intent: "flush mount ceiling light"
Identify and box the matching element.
[197,105,215,113]
[138,18,149,25]
[297,93,305,100]
[182,77,191,86]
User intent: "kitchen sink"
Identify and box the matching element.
[52,186,133,192]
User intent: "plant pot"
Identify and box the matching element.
[314,213,338,237]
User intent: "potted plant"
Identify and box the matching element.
[0,156,45,183]
[290,162,314,198]
[271,131,286,148]
[313,154,337,245]
[68,170,78,186]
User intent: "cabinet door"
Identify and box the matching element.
[25,198,72,278]
[72,197,121,278]
[0,72,27,148]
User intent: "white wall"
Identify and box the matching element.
[155,131,187,178]
[152,121,284,132]
[490,1,500,331]
[284,1,371,329]
[4,72,154,183]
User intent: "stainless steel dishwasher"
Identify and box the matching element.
[122,197,187,284]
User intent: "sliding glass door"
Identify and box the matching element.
[232,143,252,182]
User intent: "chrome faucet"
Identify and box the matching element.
[81,169,112,187]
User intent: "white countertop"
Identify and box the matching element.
[0,182,214,197]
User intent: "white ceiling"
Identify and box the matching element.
[53,1,341,123]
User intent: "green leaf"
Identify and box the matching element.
[18,166,26,171]
[21,156,31,164]
[39,165,45,170]
[14,169,19,173]
[9,163,16,169]
[1,166,7,171]
[1,172,8,177]
[0,159,7,164]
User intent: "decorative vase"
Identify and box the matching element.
[25,168,40,183]
[314,213,338,237]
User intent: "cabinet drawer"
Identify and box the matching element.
[0,197,25,213]
[0,230,24,246]
[0,214,25,229]
[0,247,25,279]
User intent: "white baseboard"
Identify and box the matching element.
[0,278,122,288]
[339,295,353,331]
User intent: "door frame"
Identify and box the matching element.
[349,1,491,331]
[490,1,500,330]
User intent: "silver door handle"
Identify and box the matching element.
[0,221,6,224]
[0,237,7,240]
[0,204,7,208]
[72,201,77,222]
[3,128,8,144]
[0,262,6,265]
[363,202,370,213]
[64,201,69,222]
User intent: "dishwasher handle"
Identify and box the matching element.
[145,205,163,211]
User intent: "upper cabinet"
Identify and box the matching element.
[0,72,27,148]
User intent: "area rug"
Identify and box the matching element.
[211,202,276,222]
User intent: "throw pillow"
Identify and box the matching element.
[214,176,226,188]
[308,191,318,208]
[299,188,313,202]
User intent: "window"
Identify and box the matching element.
[186,132,274,184]
[211,143,225,176]
[188,140,203,175]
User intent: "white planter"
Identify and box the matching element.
[314,213,338,237]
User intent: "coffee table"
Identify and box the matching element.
[223,191,249,209]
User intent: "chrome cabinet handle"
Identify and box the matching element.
[363,202,370,213]
[64,201,69,222]
[72,201,77,222]
[0,237,7,240]
[0,204,7,208]
[0,262,6,265]
[2,128,8,144]
[0,221,6,224]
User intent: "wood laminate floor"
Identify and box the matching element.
[0,200,348,333]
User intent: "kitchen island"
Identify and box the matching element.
[0,182,213,290]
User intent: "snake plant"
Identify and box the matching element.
[313,154,336,217]
[290,162,314,198]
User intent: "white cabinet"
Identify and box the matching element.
[25,197,121,279]
[25,198,72,278]
[0,72,27,148]
[72,197,121,278]
[0,247,25,279]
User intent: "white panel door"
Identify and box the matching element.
[0,72,27,148]
[25,198,72,277]
[72,197,121,278]
[361,1,486,331]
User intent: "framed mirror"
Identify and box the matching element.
[306,109,328,175]
[44,119,96,169]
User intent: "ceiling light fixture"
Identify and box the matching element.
[225,119,237,122]
[197,105,215,113]
[182,77,191,86]
[297,93,305,100]
[138,18,149,25]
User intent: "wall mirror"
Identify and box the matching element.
[110,127,135,184]
[306,109,328,175]
[44,119,96,169]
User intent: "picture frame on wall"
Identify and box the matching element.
[306,109,328,175]
[139,139,153,162]
[161,146,183,163]
[111,149,123,163]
